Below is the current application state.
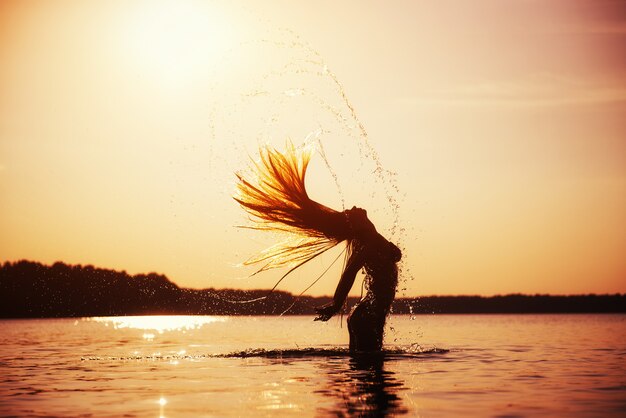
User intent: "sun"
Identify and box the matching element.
[120,0,233,89]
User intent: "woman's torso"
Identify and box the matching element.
[359,234,401,308]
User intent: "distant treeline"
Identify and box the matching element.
[1,260,625,318]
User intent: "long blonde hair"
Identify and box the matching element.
[234,141,350,276]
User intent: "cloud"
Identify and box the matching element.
[398,74,626,108]
[574,24,626,35]
[547,0,626,36]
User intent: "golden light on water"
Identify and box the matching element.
[88,316,226,333]
[158,396,167,418]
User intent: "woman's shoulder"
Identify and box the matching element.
[364,234,402,262]
[387,241,402,262]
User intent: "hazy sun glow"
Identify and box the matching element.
[0,0,624,296]
[120,0,233,89]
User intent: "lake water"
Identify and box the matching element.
[1,314,625,417]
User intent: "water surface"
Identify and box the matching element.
[1,314,625,417]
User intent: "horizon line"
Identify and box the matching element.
[2,259,624,299]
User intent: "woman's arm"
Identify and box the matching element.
[314,249,364,321]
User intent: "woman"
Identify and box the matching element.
[234,142,401,352]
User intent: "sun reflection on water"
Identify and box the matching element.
[158,396,167,418]
[87,315,226,333]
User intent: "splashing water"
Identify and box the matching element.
[204,27,412,297]
[81,346,449,362]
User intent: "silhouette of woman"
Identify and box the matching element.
[234,142,401,352]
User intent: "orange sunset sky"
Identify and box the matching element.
[1,0,625,297]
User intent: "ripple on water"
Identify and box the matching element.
[80,346,449,362]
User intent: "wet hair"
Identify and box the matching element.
[234,141,351,275]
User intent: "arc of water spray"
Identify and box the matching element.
[269,28,402,237]
[209,27,410,302]
[304,128,346,210]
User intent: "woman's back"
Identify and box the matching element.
[339,234,401,351]
[362,236,402,314]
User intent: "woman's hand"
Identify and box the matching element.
[314,302,339,321]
